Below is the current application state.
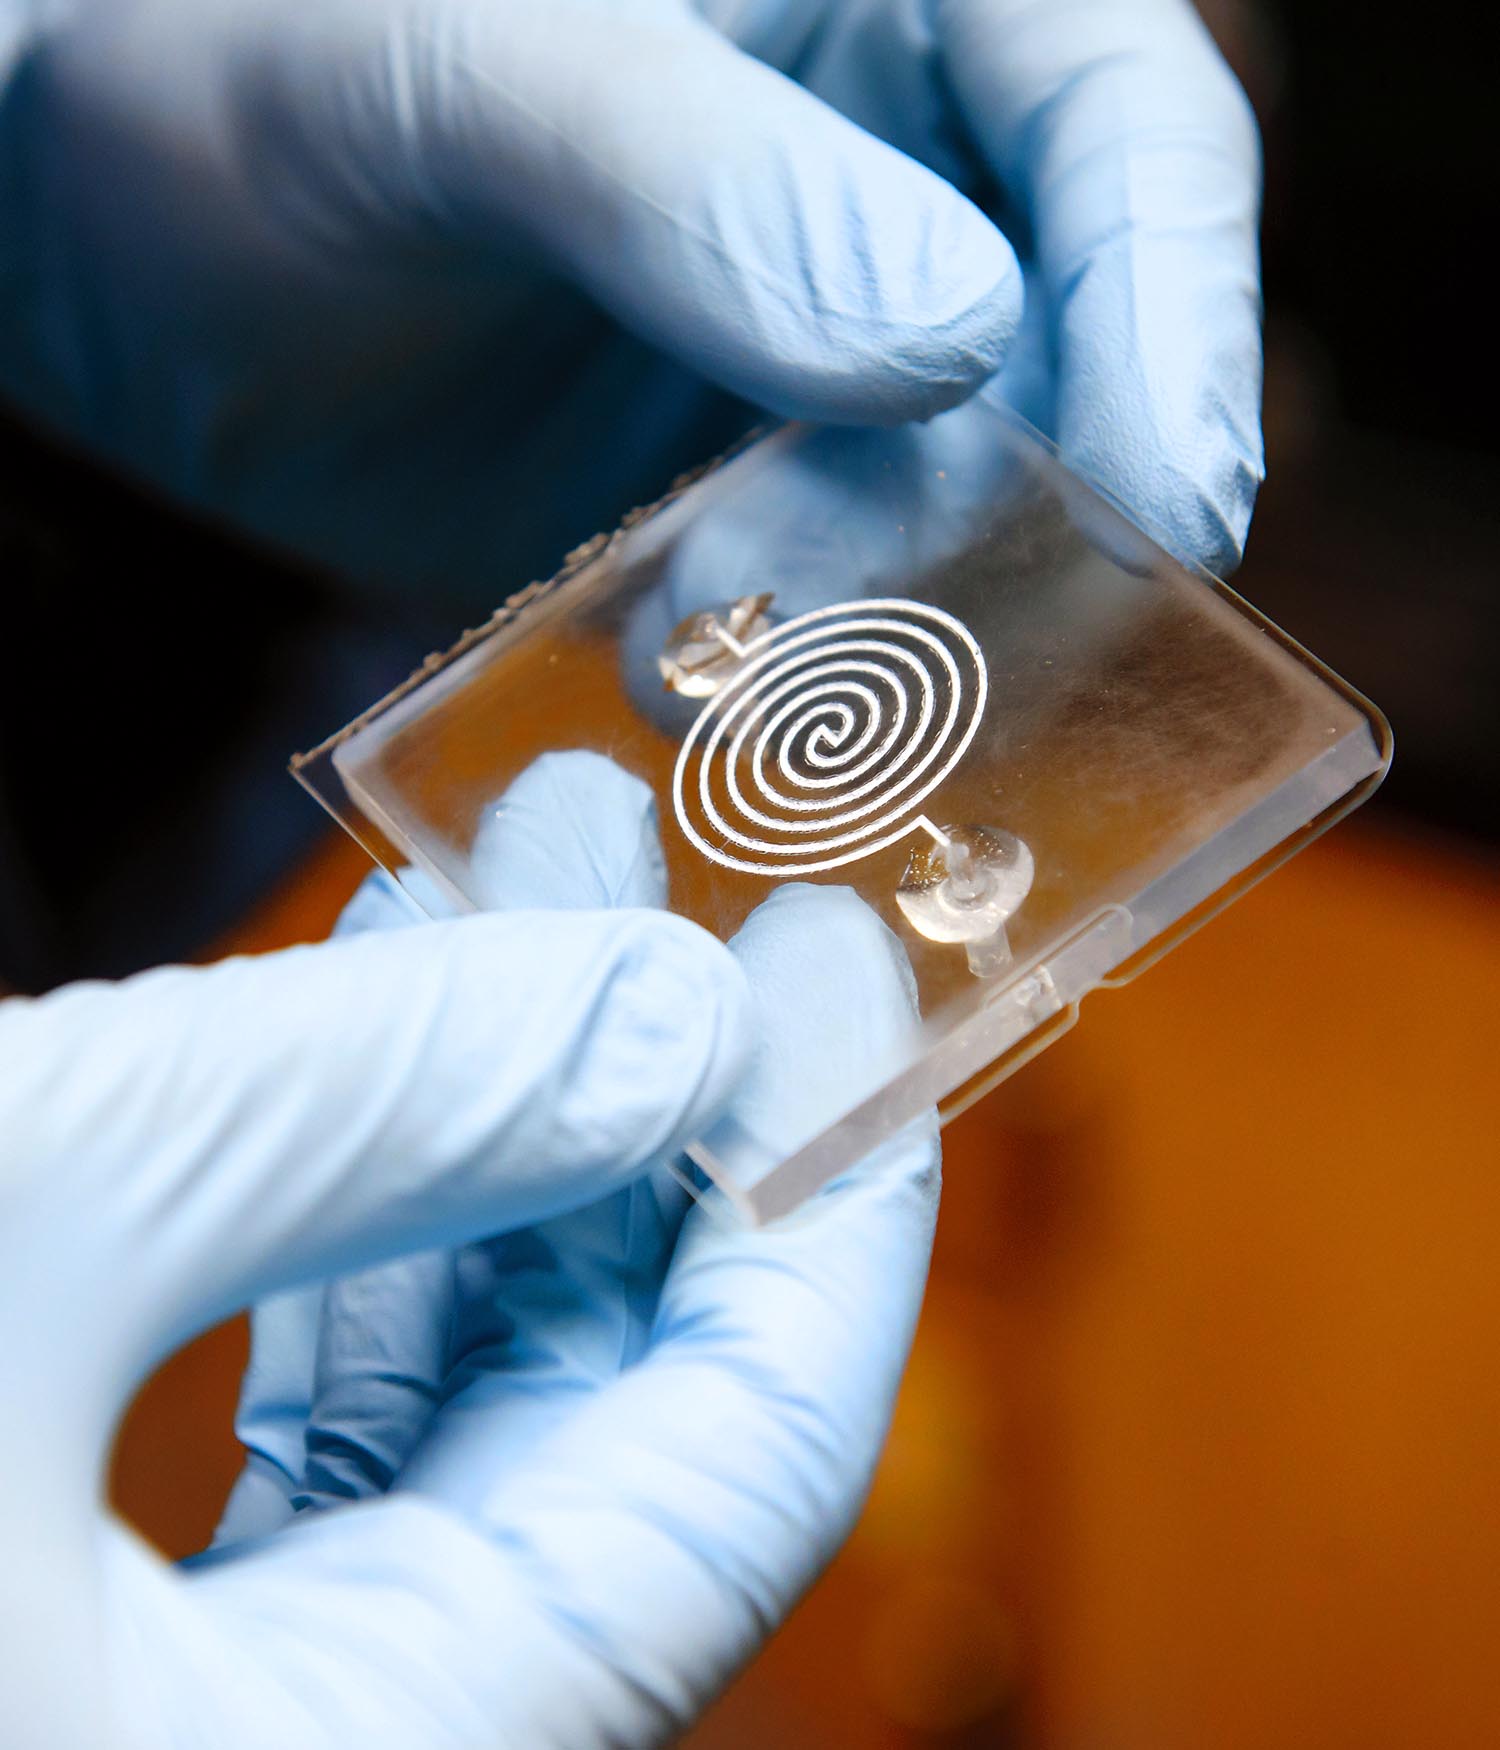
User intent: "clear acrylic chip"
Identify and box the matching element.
[293,404,1390,1224]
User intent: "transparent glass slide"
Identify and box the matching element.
[293,405,1390,1224]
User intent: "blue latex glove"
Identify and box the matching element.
[0,751,939,1745]
[0,0,1261,613]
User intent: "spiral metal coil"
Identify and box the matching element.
[672,598,988,875]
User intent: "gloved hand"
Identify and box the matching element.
[0,0,1261,613]
[0,750,939,1746]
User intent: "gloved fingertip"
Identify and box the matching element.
[1193,444,1266,578]
[1114,438,1265,579]
[693,884,922,1188]
[472,751,666,912]
[1064,370,1266,579]
[732,881,917,1014]
[748,196,1025,427]
[810,1109,942,1219]
[601,911,755,1154]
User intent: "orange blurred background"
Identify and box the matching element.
[111,809,1500,1749]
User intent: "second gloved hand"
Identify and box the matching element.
[0,751,939,1746]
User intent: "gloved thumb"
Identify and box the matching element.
[0,907,748,1456]
[247,0,1023,424]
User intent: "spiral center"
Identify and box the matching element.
[672,599,988,877]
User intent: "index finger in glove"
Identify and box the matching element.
[0,900,749,1466]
